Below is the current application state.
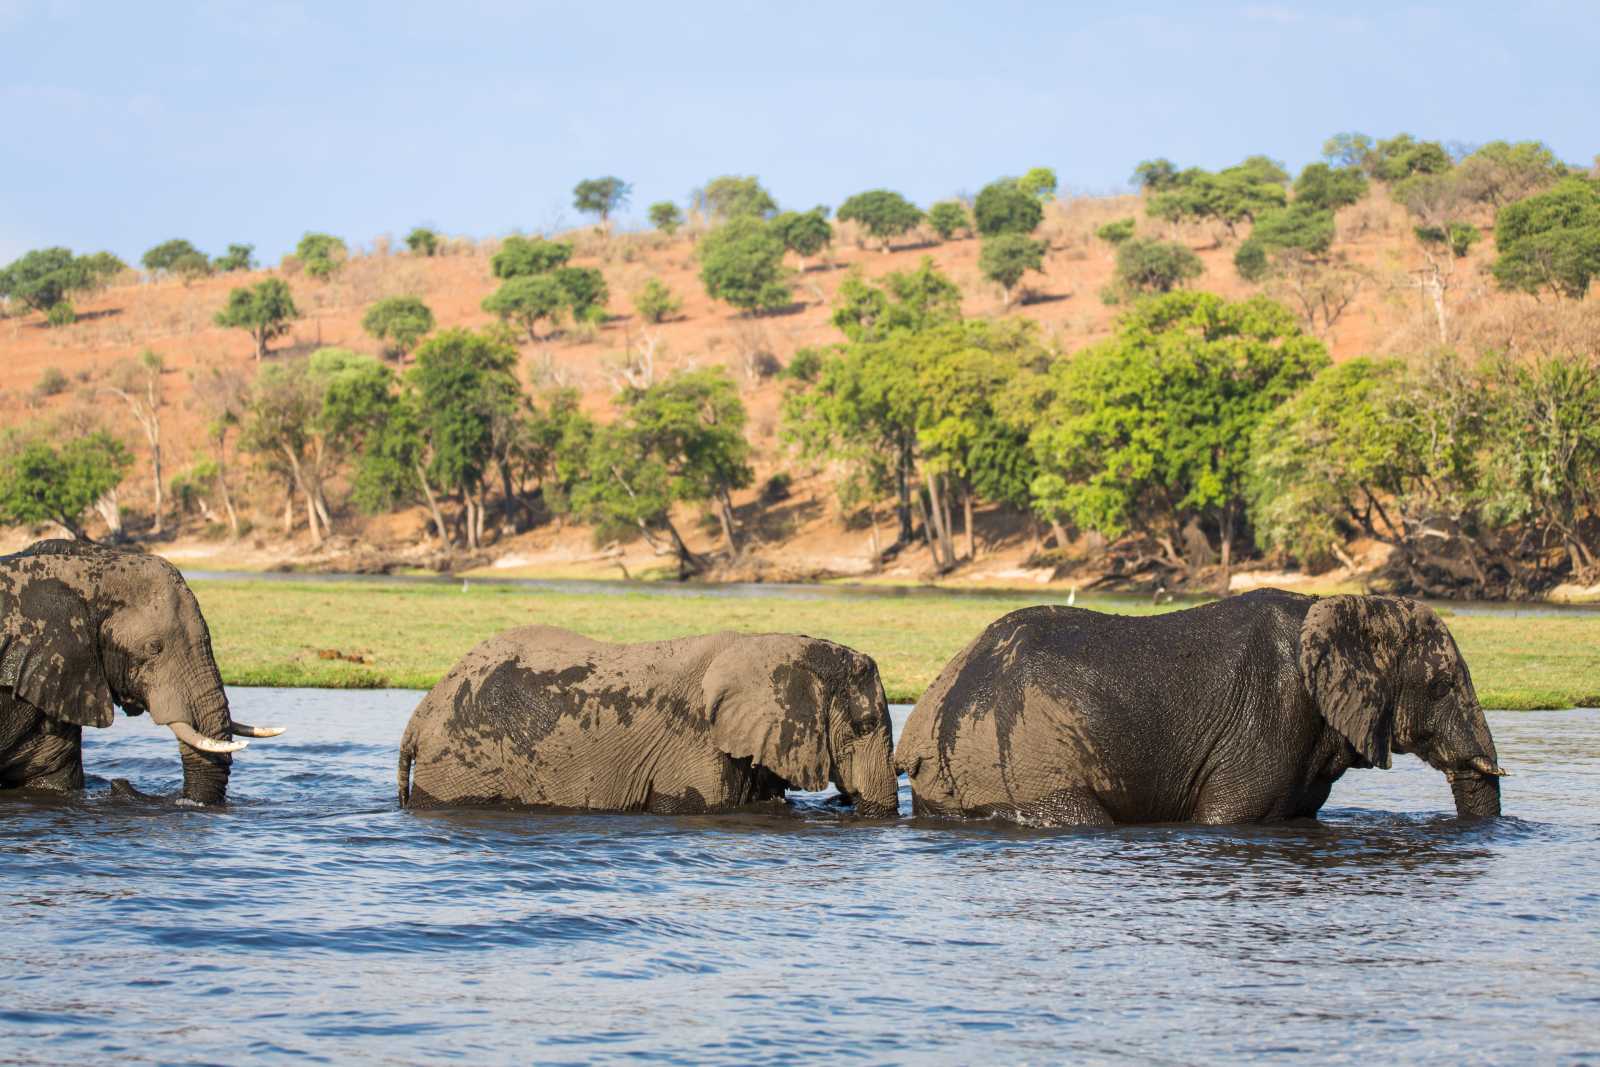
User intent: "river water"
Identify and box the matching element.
[3,691,1597,1064]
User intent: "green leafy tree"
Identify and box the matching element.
[1321,132,1375,171]
[633,278,682,323]
[0,248,93,313]
[1490,177,1600,299]
[1454,140,1568,207]
[648,201,684,234]
[700,176,777,220]
[555,266,609,322]
[1146,157,1288,242]
[1111,237,1203,296]
[405,228,441,256]
[142,239,202,276]
[979,234,1046,307]
[697,216,790,314]
[172,251,213,285]
[295,233,347,280]
[927,200,970,241]
[1234,203,1336,282]
[573,176,632,225]
[0,429,132,540]
[1414,221,1481,259]
[837,190,924,251]
[830,257,962,342]
[1133,158,1180,191]
[491,235,573,278]
[79,251,126,289]
[213,243,256,272]
[481,275,569,340]
[214,277,298,361]
[1017,167,1059,201]
[1293,162,1369,211]
[362,296,436,359]
[1095,217,1136,244]
[1371,134,1453,181]
[770,207,833,267]
[46,302,77,327]
[974,179,1043,236]
[1029,292,1327,586]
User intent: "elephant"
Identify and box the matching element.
[0,540,283,804]
[398,626,898,817]
[894,589,1506,826]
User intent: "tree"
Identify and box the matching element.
[1029,292,1327,588]
[573,176,632,226]
[172,251,213,285]
[697,216,790,314]
[1491,178,1600,300]
[1370,134,1453,182]
[633,278,682,323]
[699,175,777,220]
[191,365,250,538]
[928,200,970,240]
[0,429,132,540]
[214,277,298,360]
[1018,167,1058,201]
[481,275,569,340]
[491,235,573,278]
[0,248,93,313]
[1111,237,1203,296]
[1321,132,1374,171]
[362,296,436,359]
[1133,158,1180,191]
[213,243,256,272]
[1293,162,1369,211]
[1095,217,1136,245]
[241,353,346,544]
[830,257,961,342]
[142,239,202,276]
[648,201,684,234]
[405,228,441,256]
[103,350,167,533]
[1454,140,1568,207]
[837,190,923,251]
[295,233,347,280]
[974,179,1043,236]
[1234,203,1336,282]
[555,266,609,322]
[979,234,1046,307]
[770,207,833,268]
[1146,157,1288,242]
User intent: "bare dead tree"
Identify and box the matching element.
[102,350,166,534]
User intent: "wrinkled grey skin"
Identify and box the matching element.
[0,540,236,804]
[400,626,898,817]
[896,589,1504,826]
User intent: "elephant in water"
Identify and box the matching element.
[399,626,899,816]
[0,540,283,804]
[895,589,1506,826]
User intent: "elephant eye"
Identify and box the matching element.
[142,637,164,658]
[1427,674,1453,700]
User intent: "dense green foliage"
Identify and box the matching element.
[142,239,203,275]
[481,275,569,340]
[1017,167,1058,201]
[1112,237,1203,295]
[1234,203,1336,281]
[491,235,573,278]
[361,296,435,358]
[1293,163,1368,211]
[973,179,1043,236]
[0,247,115,313]
[927,200,970,240]
[0,430,132,540]
[214,243,256,272]
[1490,177,1600,299]
[632,278,682,324]
[830,258,961,343]
[295,233,347,280]
[770,207,833,262]
[405,228,441,256]
[214,278,298,359]
[697,217,790,313]
[979,234,1045,306]
[700,176,777,220]
[837,190,923,249]
[1095,218,1136,244]
[573,176,631,224]
[648,201,684,234]
[1146,156,1288,239]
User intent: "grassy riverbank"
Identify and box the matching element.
[190,578,1600,709]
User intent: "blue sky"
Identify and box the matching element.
[2,1,1595,265]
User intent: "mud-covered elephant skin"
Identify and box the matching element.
[399,626,898,816]
[0,540,282,804]
[895,589,1505,826]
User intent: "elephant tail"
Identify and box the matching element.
[398,718,418,808]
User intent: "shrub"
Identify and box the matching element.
[928,201,970,240]
[34,366,69,396]
[837,190,923,250]
[979,234,1046,307]
[784,348,824,383]
[555,266,609,320]
[1114,238,1203,294]
[1491,178,1600,299]
[1018,167,1058,201]
[770,207,833,262]
[974,179,1043,236]
[1294,163,1369,211]
[45,302,76,328]
[362,296,436,359]
[1095,218,1136,244]
[482,275,568,340]
[296,233,347,280]
[214,277,298,360]
[405,228,441,256]
[700,176,777,220]
[697,217,791,313]
[491,235,572,278]
[633,279,682,323]
[214,243,256,272]
[649,201,684,234]
[172,251,213,285]
[1415,222,1481,259]
[141,239,202,275]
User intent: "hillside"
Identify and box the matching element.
[1,183,1594,597]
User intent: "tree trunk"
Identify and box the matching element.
[150,436,163,535]
[1049,520,1069,551]
[281,484,294,535]
[214,438,239,540]
[925,469,954,570]
[717,487,740,556]
[302,488,321,545]
[895,439,915,544]
[661,516,702,576]
[867,504,881,571]
[94,488,122,541]
[963,488,975,561]
[1217,505,1235,596]
[415,463,449,549]
[498,460,519,533]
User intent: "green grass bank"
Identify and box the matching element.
[191,579,1600,710]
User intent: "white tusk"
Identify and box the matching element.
[230,723,285,738]
[169,722,249,754]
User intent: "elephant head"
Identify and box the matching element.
[0,540,282,803]
[702,635,899,817]
[1299,595,1503,818]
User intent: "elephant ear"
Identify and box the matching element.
[0,579,114,730]
[1298,596,1404,769]
[702,635,832,791]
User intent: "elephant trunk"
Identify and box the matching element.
[837,730,899,819]
[1448,772,1502,819]
[159,664,235,805]
[1431,700,1504,819]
